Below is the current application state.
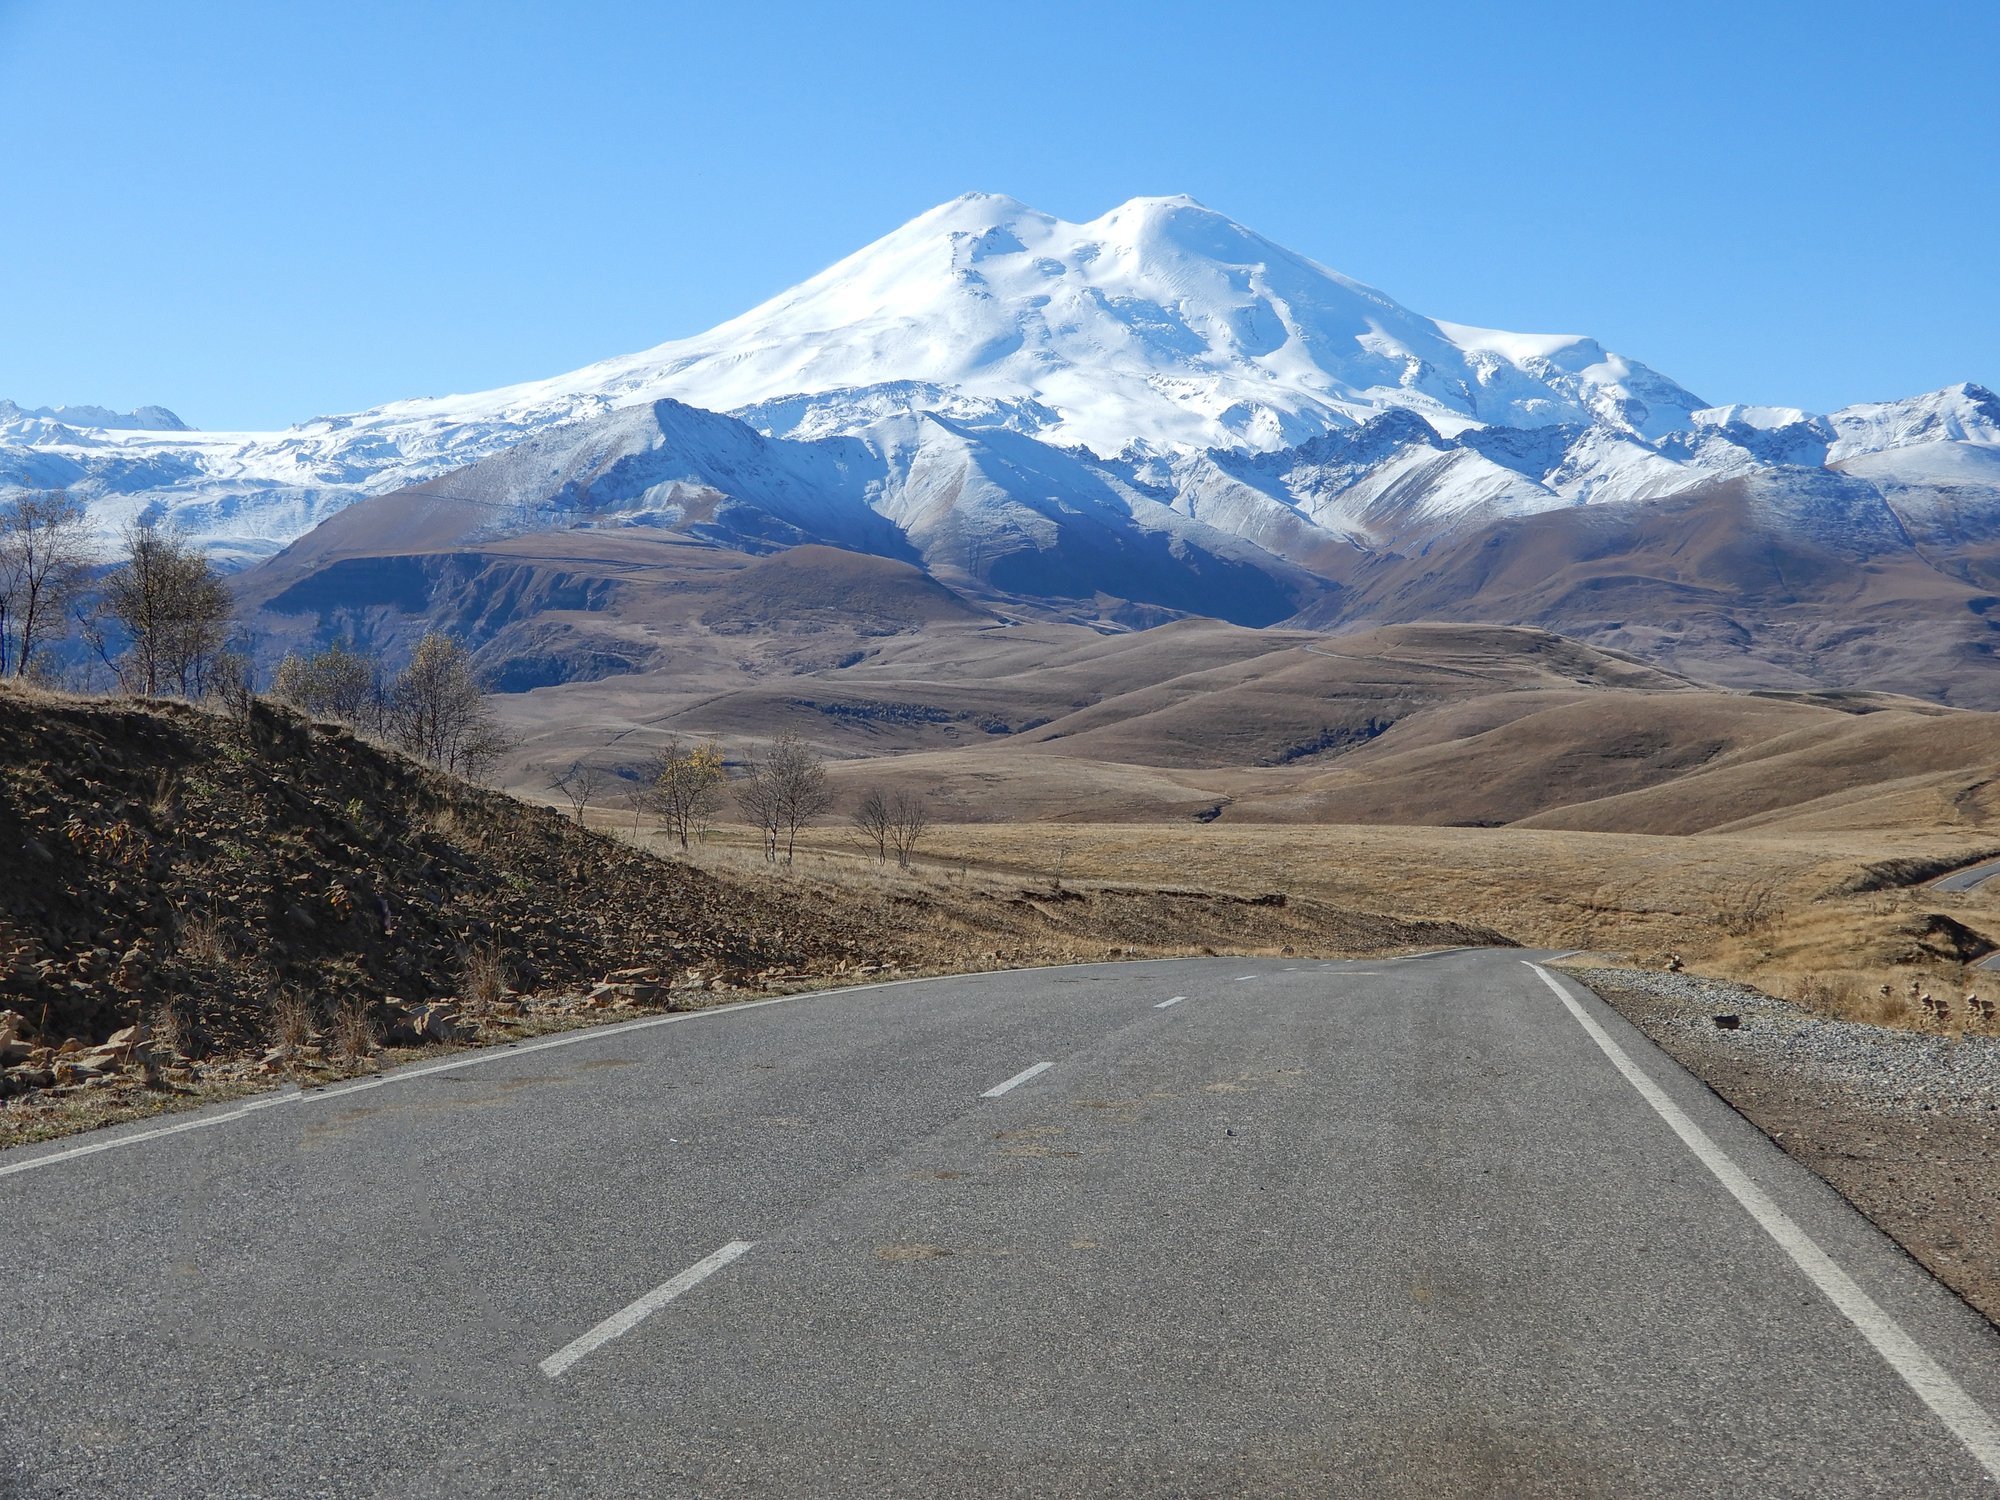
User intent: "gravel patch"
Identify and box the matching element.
[1570,965,2000,1116]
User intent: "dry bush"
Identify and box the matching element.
[332,1000,377,1061]
[461,947,508,1011]
[148,770,183,829]
[1854,986,1910,1026]
[150,1000,192,1060]
[174,909,231,966]
[267,989,314,1052]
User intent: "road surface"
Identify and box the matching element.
[6,950,2000,1498]
[1934,859,2000,894]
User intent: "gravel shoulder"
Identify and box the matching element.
[1571,963,2000,1326]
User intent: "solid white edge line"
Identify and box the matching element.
[1526,961,2000,1482]
[981,1061,1054,1098]
[1154,996,1186,1009]
[540,1240,754,1378]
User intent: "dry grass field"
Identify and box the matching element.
[467,605,2000,1033]
[629,817,2000,1036]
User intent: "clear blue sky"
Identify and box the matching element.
[2,0,1993,430]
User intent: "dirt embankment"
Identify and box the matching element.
[0,687,1497,1145]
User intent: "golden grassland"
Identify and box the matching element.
[625,816,2000,1034]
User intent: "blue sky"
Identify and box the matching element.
[1,0,1993,429]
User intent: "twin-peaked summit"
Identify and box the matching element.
[493,191,1708,455]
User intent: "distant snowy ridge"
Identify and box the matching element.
[0,400,188,432]
[0,193,1994,567]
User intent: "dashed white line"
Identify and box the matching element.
[541,1240,755,1378]
[1528,962,2000,1482]
[981,1061,1054,1098]
[1154,996,1186,1009]
[1,956,1216,1182]
[1234,975,1258,982]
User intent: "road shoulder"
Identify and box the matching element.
[1570,963,2000,1328]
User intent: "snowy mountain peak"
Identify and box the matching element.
[4,192,1988,575]
[486,190,1709,458]
[1826,382,2000,462]
[0,400,188,432]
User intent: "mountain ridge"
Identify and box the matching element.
[16,191,1985,564]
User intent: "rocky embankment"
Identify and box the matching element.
[1577,964,2000,1327]
[0,690,896,1136]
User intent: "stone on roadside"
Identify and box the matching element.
[410,1003,469,1042]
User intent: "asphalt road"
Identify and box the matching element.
[7,950,2000,1498]
[1934,859,2000,894]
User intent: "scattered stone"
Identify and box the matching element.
[409,1003,469,1043]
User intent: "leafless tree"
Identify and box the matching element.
[97,521,233,697]
[388,632,509,779]
[212,645,258,725]
[737,760,783,863]
[644,737,727,850]
[739,732,831,866]
[272,640,382,726]
[887,791,932,870]
[546,758,605,826]
[851,788,892,862]
[0,488,94,678]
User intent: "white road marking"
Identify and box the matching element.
[982,1061,1054,1097]
[540,1240,754,1378]
[0,961,1118,1181]
[0,949,1406,1182]
[1528,962,2000,1482]
[1234,975,1258,982]
[1154,996,1186,1009]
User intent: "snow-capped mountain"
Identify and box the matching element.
[3,193,1995,583]
[1,192,1713,559]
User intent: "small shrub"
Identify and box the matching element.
[332,1000,377,1062]
[174,909,231,966]
[268,989,314,1052]
[150,1000,193,1060]
[462,947,507,1011]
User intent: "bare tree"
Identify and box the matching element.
[388,632,509,779]
[645,737,727,850]
[851,788,892,862]
[97,521,233,697]
[0,489,94,678]
[212,645,258,726]
[739,732,831,866]
[736,759,783,863]
[887,791,932,870]
[272,640,381,726]
[546,759,605,826]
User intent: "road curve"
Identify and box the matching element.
[6,951,2000,1498]
[1934,859,2000,894]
